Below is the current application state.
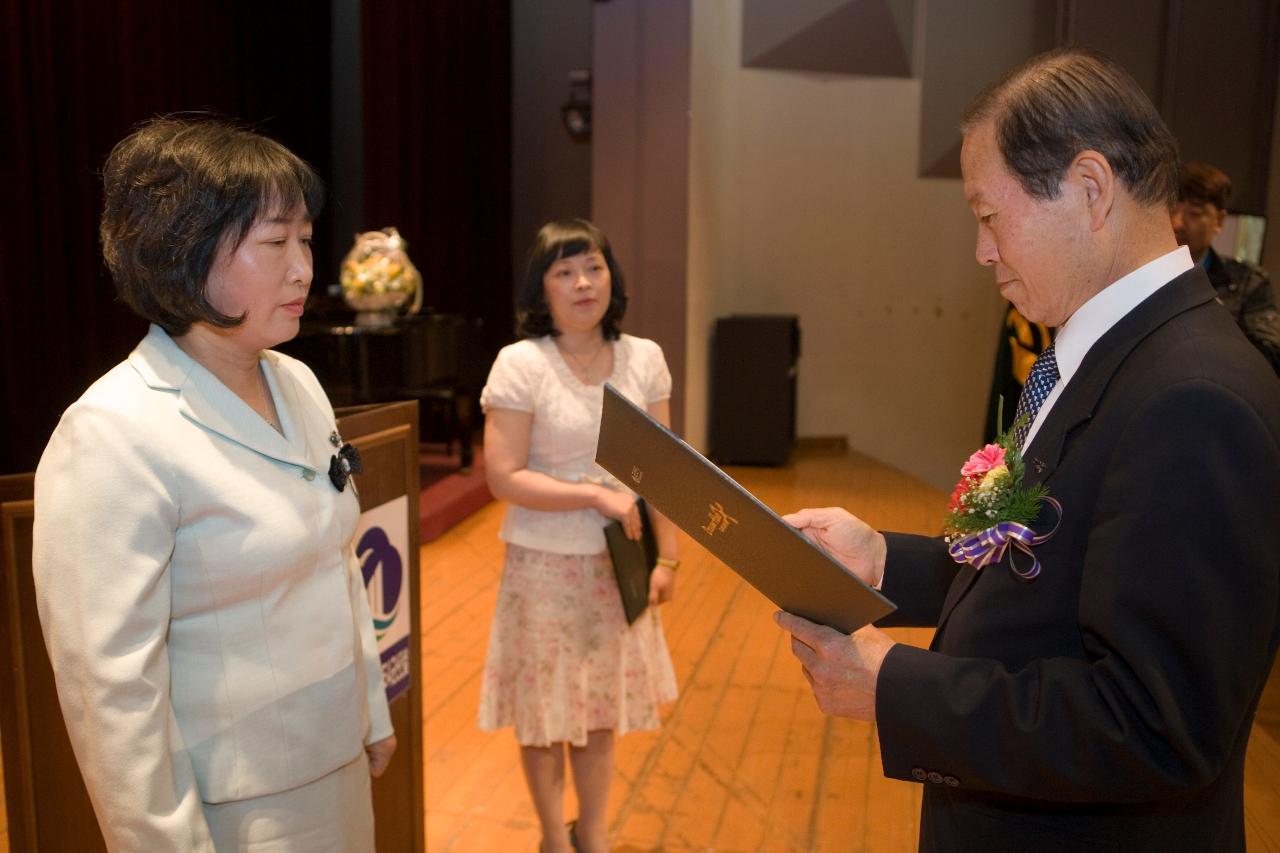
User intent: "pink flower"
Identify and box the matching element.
[961,444,1006,478]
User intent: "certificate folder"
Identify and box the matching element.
[596,384,895,634]
[604,499,657,625]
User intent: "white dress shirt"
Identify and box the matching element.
[1021,246,1193,449]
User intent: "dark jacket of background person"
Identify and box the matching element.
[1205,247,1280,374]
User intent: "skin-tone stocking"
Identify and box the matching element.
[568,730,615,853]
[521,744,573,853]
[520,729,616,853]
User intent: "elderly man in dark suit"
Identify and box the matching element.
[777,48,1280,852]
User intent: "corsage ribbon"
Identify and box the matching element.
[947,496,1062,581]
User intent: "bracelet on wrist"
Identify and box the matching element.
[655,557,680,571]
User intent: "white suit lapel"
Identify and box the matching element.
[262,349,333,468]
[128,325,319,474]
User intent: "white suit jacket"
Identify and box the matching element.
[33,325,394,851]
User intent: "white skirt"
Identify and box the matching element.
[202,752,375,852]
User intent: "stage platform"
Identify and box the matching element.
[419,444,491,544]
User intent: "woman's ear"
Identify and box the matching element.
[1072,149,1114,232]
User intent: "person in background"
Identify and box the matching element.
[32,116,395,851]
[478,218,680,853]
[777,49,1280,851]
[1174,160,1280,373]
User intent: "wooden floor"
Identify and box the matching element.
[420,448,1280,852]
[3,448,1278,851]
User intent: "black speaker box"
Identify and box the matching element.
[709,315,799,466]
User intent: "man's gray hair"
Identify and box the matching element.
[962,48,1179,211]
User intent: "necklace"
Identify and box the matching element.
[258,366,284,435]
[558,340,608,383]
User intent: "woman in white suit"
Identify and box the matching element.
[31,116,395,851]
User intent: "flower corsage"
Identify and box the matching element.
[328,429,364,493]
[942,406,1060,580]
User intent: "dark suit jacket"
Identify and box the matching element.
[874,267,1280,852]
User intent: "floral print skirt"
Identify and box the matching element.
[477,543,678,747]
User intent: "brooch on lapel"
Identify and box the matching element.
[328,429,364,492]
[942,402,1060,581]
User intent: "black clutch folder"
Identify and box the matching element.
[595,383,895,634]
[604,499,657,625]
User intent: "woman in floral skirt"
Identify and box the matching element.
[478,219,680,853]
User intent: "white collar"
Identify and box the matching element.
[1018,245,1192,451]
[1052,245,1193,387]
[128,324,315,471]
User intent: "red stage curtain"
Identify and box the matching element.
[0,0,511,474]
[359,1,512,351]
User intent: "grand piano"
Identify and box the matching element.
[277,312,484,469]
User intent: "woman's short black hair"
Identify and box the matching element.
[961,48,1178,211]
[99,115,325,335]
[515,218,627,341]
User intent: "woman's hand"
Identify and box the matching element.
[596,487,642,540]
[648,564,675,605]
[366,734,397,778]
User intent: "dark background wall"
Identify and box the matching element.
[510,0,594,301]
[0,0,512,474]
[918,0,1280,215]
[592,0,691,434]
[4,0,1278,477]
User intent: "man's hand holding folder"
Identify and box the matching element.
[781,506,888,590]
[774,505,896,722]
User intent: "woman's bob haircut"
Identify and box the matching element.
[515,218,627,341]
[99,114,325,335]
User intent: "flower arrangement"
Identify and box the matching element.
[943,403,1058,580]
[339,227,422,326]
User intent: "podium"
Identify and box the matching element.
[0,402,425,852]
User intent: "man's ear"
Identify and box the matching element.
[1072,150,1114,232]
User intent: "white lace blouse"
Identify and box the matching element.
[480,333,672,555]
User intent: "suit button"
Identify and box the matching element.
[927,771,943,784]
[944,775,959,787]
[302,469,316,481]
[911,767,928,781]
